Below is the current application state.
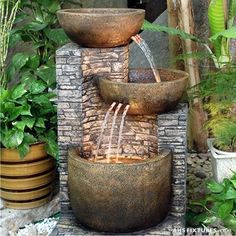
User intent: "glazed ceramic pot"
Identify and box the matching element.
[0,143,56,209]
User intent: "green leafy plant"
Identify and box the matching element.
[0,0,68,160]
[5,0,68,89]
[0,0,20,88]
[188,173,236,233]
[207,0,236,68]
[142,0,236,69]
[190,70,236,151]
[0,80,58,159]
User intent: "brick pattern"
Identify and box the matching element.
[158,104,188,218]
[55,43,187,236]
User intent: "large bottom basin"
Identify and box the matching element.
[98,68,188,115]
[68,149,172,233]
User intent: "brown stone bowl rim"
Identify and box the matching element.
[99,68,189,87]
[69,149,171,167]
[57,8,145,17]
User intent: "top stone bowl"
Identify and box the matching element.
[57,8,145,48]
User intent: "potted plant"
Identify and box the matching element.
[0,80,58,209]
[0,0,67,209]
[188,173,236,233]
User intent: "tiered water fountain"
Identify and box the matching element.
[55,8,188,235]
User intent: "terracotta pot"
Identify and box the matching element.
[0,143,56,209]
[68,148,172,232]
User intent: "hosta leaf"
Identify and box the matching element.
[2,129,24,149]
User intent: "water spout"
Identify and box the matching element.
[131,34,161,83]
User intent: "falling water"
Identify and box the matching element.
[106,103,123,162]
[116,104,130,162]
[94,102,116,160]
[131,34,161,83]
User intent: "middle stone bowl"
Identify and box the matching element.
[98,68,189,115]
[57,8,145,48]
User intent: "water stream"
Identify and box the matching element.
[95,102,116,161]
[106,103,123,162]
[131,34,161,82]
[116,104,130,161]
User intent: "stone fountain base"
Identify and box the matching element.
[55,43,188,236]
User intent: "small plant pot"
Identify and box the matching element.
[0,143,56,209]
[68,148,172,233]
[207,139,236,183]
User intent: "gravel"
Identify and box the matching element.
[9,218,58,236]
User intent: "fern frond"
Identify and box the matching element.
[141,20,204,43]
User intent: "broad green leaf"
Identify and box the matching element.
[12,121,27,131]
[0,113,4,119]
[224,187,236,200]
[218,200,233,219]
[28,80,47,94]
[26,55,40,70]
[25,22,47,31]
[2,129,24,149]
[12,53,29,70]
[36,66,56,87]
[207,180,224,193]
[9,32,22,48]
[0,87,9,101]
[24,133,37,143]
[223,215,236,233]
[38,0,60,13]
[11,83,27,99]
[21,104,32,116]
[208,0,226,36]
[230,180,236,189]
[35,118,45,128]
[17,141,30,159]
[45,28,69,45]
[21,117,35,129]
[9,107,23,121]
[40,130,58,159]
[209,27,236,41]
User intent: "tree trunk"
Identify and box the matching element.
[167,0,184,70]
[177,0,208,152]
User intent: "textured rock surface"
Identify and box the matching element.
[0,194,60,235]
[129,10,169,69]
